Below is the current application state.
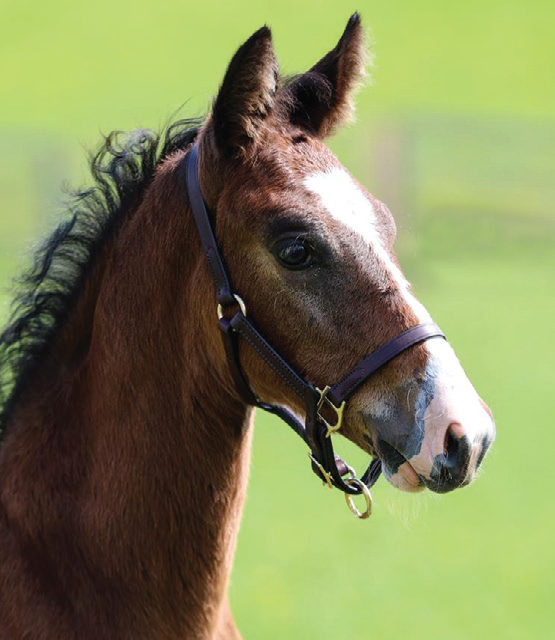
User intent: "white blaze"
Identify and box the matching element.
[304,168,431,323]
[304,168,495,485]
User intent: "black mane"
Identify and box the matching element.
[0,118,200,439]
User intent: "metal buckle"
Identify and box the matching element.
[217,294,247,320]
[315,386,346,437]
[343,477,373,519]
[308,453,334,489]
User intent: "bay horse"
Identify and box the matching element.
[0,14,495,640]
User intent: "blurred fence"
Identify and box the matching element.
[361,115,555,260]
[1,114,554,271]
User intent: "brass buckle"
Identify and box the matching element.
[217,294,247,320]
[316,386,346,437]
[308,453,333,489]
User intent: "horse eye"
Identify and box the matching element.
[275,238,313,270]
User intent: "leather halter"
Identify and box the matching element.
[184,144,445,516]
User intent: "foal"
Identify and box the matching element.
[0,15,495,639]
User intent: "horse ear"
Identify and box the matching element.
[210,26,279,158]
[285,13,368,138]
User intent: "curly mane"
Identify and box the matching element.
[0,118,200,439]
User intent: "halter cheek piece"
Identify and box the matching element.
[184,145,445,519]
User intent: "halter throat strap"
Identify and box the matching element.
[183,144,445,505]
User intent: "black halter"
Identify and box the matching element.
[184,144,445,517]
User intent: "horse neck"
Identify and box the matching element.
[0,156,252,639]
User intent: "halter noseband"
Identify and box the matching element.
[184,144,445,519]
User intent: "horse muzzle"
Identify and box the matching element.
[377,424,495,494]
[361,342,496,494]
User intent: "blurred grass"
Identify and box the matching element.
[1,1,554,639]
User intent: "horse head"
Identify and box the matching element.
[190,14,495,494]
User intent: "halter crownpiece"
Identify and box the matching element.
[183,144,446,519]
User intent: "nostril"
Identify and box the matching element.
[443,426,462,469]
[448,421,466,441]
[440,423,471,475]
[427,425,472,492]
[428,424,481,493]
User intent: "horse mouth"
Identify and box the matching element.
[372,440,425,493]
[383,458,426,492]
[377,440,484,494]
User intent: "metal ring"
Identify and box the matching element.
[344,478,373,519]
[217,294,247,320]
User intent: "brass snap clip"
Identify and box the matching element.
[316,386,346,438]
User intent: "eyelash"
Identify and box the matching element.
[274,237,315,270]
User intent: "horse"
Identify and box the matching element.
[0,14,495,640]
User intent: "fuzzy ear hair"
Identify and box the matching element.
[284,13,368,138]
[210,26,279,158]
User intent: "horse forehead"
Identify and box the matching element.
[303,167,381,243]
[249,136,338,184]
[225,153,332,210]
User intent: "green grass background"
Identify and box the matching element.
[1,1,554,638]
